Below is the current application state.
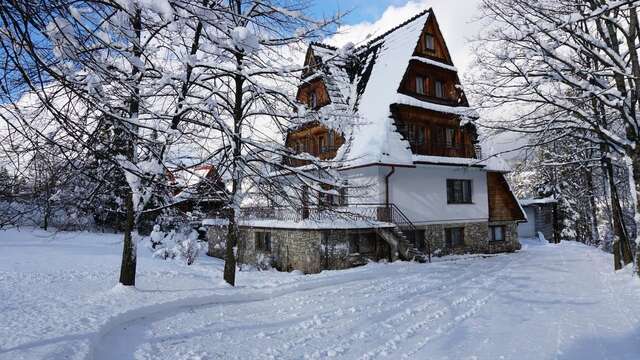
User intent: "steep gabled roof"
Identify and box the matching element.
[298,9,479,167]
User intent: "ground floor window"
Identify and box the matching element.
[255,232,271,252]
[445,227,464,248]
[490,226,505,242]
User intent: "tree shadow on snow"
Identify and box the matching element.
[558,324,640,360]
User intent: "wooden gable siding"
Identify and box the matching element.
[296,79,331,109]
[414,13,453,64]
[301,47,320,78]
[285,124,345,166]
[400,60,467,106]
[487,172,526,221]
[392,105,477,158]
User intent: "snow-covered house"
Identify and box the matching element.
[168,164,226,214]
[207,9,526,273]
[518,198,557,241]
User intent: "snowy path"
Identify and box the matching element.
[90,241,640,360]
[1,230,639,360]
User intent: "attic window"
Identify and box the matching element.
[416,76,425,95]
[425,34,435,51]
[308,92,317,109]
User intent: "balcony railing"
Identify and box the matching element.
[410,142,476,158]
[234,203,428,262]
[239,204,394,225]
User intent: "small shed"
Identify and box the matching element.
[517,198,557,242]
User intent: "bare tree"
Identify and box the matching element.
[0,0,350,287]
[469,0,640,274]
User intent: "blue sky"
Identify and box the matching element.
[311,0,412,24]
[311,0,483,73]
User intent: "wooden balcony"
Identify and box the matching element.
[409,141,476,159]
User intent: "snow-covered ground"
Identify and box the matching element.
[1,229,639,360]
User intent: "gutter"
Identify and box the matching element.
[385,166,395,206]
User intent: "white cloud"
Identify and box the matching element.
[324,0,482,73]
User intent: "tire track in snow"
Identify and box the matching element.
[398,252,518,359]
[304,255,516,359]
[89,266,448,360]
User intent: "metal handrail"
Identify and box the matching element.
[238,202,431,262]
[348,203,430,262]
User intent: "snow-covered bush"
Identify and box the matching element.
[149,225,165,249]
[256,253,272,271]
[175,230,201,266]
[153,247,177,260]
[148,226,202,266]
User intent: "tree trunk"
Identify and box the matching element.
[222,43,244,286]
[627,148,640,276]
[604,157,633,269]
[585,166,600,245]
[119,190,137,286]
[223,209,238,286]
[117,6,142,286]
[43,200,49,231]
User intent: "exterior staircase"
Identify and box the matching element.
[377,225,429,263]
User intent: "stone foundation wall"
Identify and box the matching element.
[234,228,373,274]
[206,226,227,259]
[205,220,521,273]
[487,221,521,253]
[425,221,520,256]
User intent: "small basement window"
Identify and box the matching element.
[425,34,435,51]
[447,179,472,204]
[416,76,425,95]
[445,227,464,248]
[490,226,505,242]
[255,232,272,252]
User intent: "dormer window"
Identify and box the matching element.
[425,34,435,52]
[435,80,444,98]
[308,92,317,109]
[416,76,425,95]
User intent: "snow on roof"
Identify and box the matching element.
[519,197,557,206]
[343,10,431,166]
[410,56,458,72]
[171,164,215,188]
[412,154,512,172]
[299,10,485,168]
[201,218,395,230]
[394,94,478,118]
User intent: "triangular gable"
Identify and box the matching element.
[414,11,454,65]
[395,10,471,109]
[302,47,318,78]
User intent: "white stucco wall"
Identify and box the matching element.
[388,165,489,225]
[340,166,385,204]
[340,164,490,225]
